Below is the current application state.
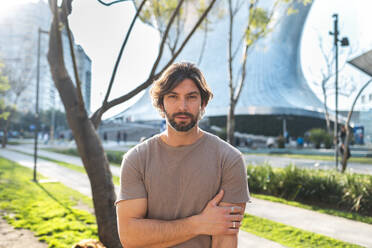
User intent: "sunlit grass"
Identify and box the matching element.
[0,157,97,248]
[241,214,362,248]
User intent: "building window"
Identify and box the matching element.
[369,93,372,102]
[361,95,365,104]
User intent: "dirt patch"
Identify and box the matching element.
[0,214,48,248]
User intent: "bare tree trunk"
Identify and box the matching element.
[47,2,121,247]
[321,84,331,134]
[341,127,352,173]
[341,78,372,173]
[1,110,11,148]
[227,101,236,145]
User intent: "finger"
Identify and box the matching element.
[222,206,242,214]
[228,214,243,222]
[210,189,224,207]
[224,228,240,235]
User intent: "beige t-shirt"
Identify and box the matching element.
[116,131,250,248]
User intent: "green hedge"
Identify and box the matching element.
[47,148,124,165]
[308,128,333,149]
[247,164,372,216]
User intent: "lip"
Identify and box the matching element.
[175,115,190,119]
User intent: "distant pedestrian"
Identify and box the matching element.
[123,132,127,142]
[297,137,304,148]
[339,125,351,160]
[117,131,121,144]
[103,132,107,143]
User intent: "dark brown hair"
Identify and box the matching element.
[150,62,213,113]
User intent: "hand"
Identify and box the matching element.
[195,190,243,236]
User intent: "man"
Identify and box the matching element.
[339,125,351,160]
[116,62,250,248]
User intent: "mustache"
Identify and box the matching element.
[172,112,194,118]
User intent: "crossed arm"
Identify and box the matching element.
[116,190,246,248]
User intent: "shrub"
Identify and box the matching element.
[309,128,329,149]
[324,132,333,149]
[48,148,124,165]
[247,164,372,216]
[105,150,125,164]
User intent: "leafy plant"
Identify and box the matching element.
[247,164,372,216]
[309,128,329,149]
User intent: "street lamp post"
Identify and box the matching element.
[329,14,349,170]
[33,27,49,182]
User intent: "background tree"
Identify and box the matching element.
[310,34,355,134]
[47,0,217,246]
[341,78,372,172]
[0,60,10,125]
[226,0,282,145]
[0,54,34,147]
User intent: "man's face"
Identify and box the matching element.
[162,78,204,132]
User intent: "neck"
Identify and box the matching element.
[160,125,204,147]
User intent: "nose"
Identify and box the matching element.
[178,98,187,111]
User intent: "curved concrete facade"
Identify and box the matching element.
[116,0,325,122]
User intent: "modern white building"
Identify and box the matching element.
[348,49,372,144]
[0,0,92,114]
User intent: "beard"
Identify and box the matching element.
[164,110,200,132]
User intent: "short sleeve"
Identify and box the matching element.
[115,154,147,205]
[221,154,250,203]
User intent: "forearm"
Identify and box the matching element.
[120,216,198,248]
[212,234,238,248]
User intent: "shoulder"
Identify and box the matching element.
[203,131,242,161]
[123,135,159,164]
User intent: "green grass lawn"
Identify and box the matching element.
[0,157,97,248]
[246,153,372,164]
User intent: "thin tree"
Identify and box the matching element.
[310,34,355,134]
[1,54,34,147]
[0,60,10,124]
[47,0,217,246]
[341,78,372,173]
[226,0,281,145]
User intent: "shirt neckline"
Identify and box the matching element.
[156,131,209,152]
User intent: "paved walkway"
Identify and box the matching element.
[2,146,372,247]
[8,145,121,177]
[244,154,372,175]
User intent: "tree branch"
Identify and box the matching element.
[90,0,184,128]
[228,0,234,100]
[97,0,131,6]
[90,0,217,128]
[101,0,148,108]
[160,0,218,72]
[62,0,85,111]
[234,43,249,103]
[197,20,209,66]
[147,0,186,79]
[346,78,372,127]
